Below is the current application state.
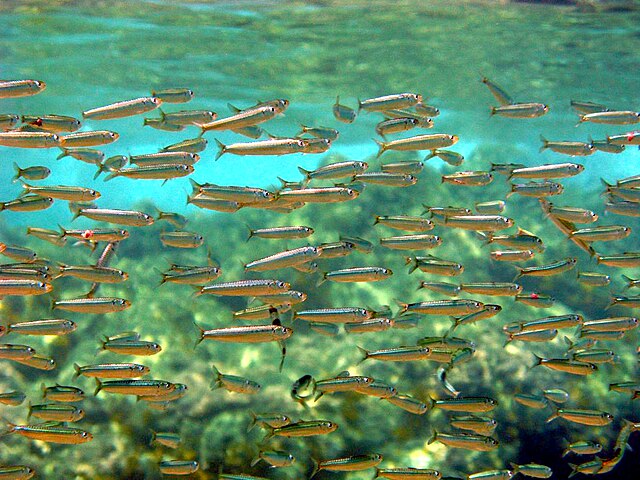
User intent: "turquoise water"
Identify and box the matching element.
[1,1,640,479]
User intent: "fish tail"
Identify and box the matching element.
[20,181,32,196]
[0,419,16,437]
[227,102,240,113]
[148,429,157,446]
[489,106,496,117]
[214,139,226,161]
[26,400,32,419]
[509,463,520,475]
[104,171,118,182]
[503,335,512,348]
[356,346,369,365]
[247,412,258,432]
[621,274,633,290]
[193,321,205,347]
[539,134,548,152]
[297,166,311,180]
[373,138,386,158]
[424,149,436,161]
[73,363,81,378]
[11,162,21,183]
[512,270,522,282]
[94,378,103,396]
[93,163,106,180]
[406,258,418,274]
[316,273,327,287]
[427,428,437,445]
[357,98,363,112]
[530,353,544,370]
[575,115,586,127]
[56,148,69,160]
[249,455,260,467]
[568,464,578,478]
[262,425,275,442]
[310,457,320,479]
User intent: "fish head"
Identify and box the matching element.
[449,134,459,145]
[119,229,130,239]
[489,304,503,313]
[141,213,154,225]
[64,320,77,332]
[114,298,131,308]
[149,97,162,107]
[150,343,162,352]
[138,365,151,375]
[41,282,53,293]
[381,268,393,276]
[78,430,93,442]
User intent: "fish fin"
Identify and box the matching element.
[568,464,578,478]
[73,363,81,378]
[278,341,287,372]
[214,139,226,161]
[27,400,32,419]
[539,134,548,152]
[310,457,320,479]
[104,171,118,182]
[356,346,368,365]
[247,412,258,432]
[227,103,241,113]
[56,148,69,160]
[192,321,205,347]
[94,378,103,396]
[297,165,311,180]
[427,429,437,445]
[11,162,21,183]
[373,138,386,158]
[316,273,327,287]
[424,150,437,161]
[530,353,544,370]
[621,274,634,290]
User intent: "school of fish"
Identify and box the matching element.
[0,75,639,479]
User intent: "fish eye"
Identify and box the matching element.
[81,432,89,438]
[276,281,286,288]
[90,190,97,196]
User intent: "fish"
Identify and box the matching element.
[449,305,501,330]
[94,379,175,396]
[415,103,440,117]
[159,266,221,285]
[539,137,595,156]
[459,282,521,296]
[4,319,76,336]
[130,151,199,166]
[0,244,37,262]
[591,139,626,153]
[161,137,208,153]
[160,109,216,125]
[158,461,199,475]
[56,148,104,165]
[317,241,356,259]
[607,130,640,145]
[542,388,569,404]
[105,163,194,181]
[570,225,631,242]
[333,96,357,123]
[385,394,430,414]
[59,130,119,148]
[577,110,640,125]
[277,186,359,203]
[427,431,498,451]
[400,299,484,316]
[52,297,131,314]
[159,231,204,248]
[211,365,261,394]
[475,200,505,214]
[0,391,26,406]
[247,225,313,240]
[72,208,154,226]
[0,280,52,296]
[12,163,51,182]
[151,88,194,103]
[251,450,295,468]
[196,279,290,297]
[539,199,598,223]
[314,371,374,399]
[299,161,368,182]
[200,106,278,133]
[82,97,161,120]
[514,292,555,308]
[443,215,513,231]
[380,160,425,175]
[507,181,564,198]
[376,117,421,137]
[375,468,441,480]
[190,179,274,204]
[406,255,464,275]
[22,114,81,133]
[442,171,493,186]
[58,265,128,283]
[3,422,92,444]
[195,322,293,344]
[359,92,422,111]
[546,408,614,426]
[354,172,418,187]
[100,338,161,356]
[510,162,585,179]
[245,246,320,272]
[490,103,549,118]
[358,345,431,363]
[21,183,100,202]
[311,453,383,478]
[562,440,602,457]
[294,307,380,324]
[604,201,640,217]
[0,131,60,148]
[467,470,513,480]
[514,257,577,280]
[263,420,338,440]
[449,416,497,436]
[320,267,393,283]
[0,79,46,98]
[514,393,548,409]
[596,252,640,268]
[28,403,84,422]
[481,75,514,105]
[298,124,339,140]
[375,215,434,232]
[425,149,464,166]
[380,234,441,250]
[375,133,458,157]
[570,99,608,114]
[0,465,35,479]
[74,362,150,378]
[532,355,597,375]
[150,430,181,448]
